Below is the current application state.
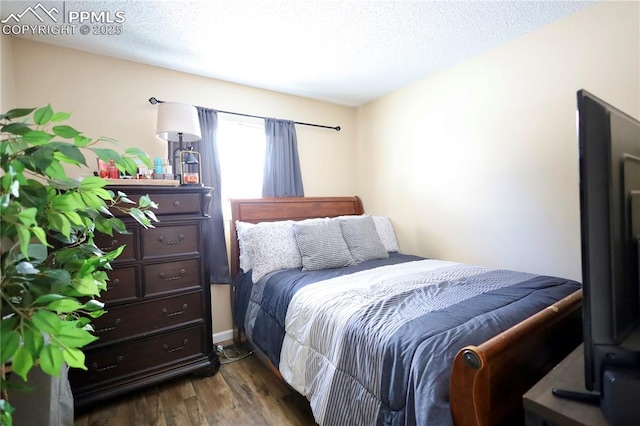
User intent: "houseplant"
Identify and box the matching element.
[0,105,159,425]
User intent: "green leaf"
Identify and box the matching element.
[11,346,34,381]
[1,107,35,120]
[63,210,83,226]
[0,398,15,424]
[84,299,105,312]
[17,207,37,226]
[72,276,100,296]
[33,105,53,125]
[57,326,98,348]
[144,209,159,223]
[23,244,48,264]
[74,135,93,147]
[31,226,48,246]
[138,195,152,208]
[43,159,67,180]
[50,111,72,122]
[51,194,81,212]
[80,191,106,210]
[109,217,127,234]
[50,142,86,166]
[94,216,112,235]
[92,148,121,164]
[47,298,84,313]
[31,310,62,335]
[93,187,113,201]
[22,130,54,145]
[1,122,31,135]
[39,344,64,377]
[23,327,45,359]
[62,347,86,370]
[52,125,81,139]
[16,224,30,258]
[80,176,108,189]
[119,157,139,176]
[0,330,20,364]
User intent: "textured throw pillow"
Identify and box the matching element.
[372,216,400,252]
[340,216,389,263]
[244,220,302,283]
[293,219,355,271]
[235,221,256,273]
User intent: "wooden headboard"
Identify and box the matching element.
[229,196,364,279]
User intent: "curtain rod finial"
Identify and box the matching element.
[149,97,159,105]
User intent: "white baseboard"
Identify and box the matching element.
[212,329,234,344]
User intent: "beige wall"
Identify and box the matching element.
[356,1,640,281]
[6,37,357,336]
[1,34,16,112]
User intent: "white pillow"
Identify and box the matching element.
[245,220,302,283]
[235,221,256,273]
[372,216,400,252]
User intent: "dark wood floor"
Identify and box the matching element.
[74,343,316,426]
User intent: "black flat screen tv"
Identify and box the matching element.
[576,89,640,423]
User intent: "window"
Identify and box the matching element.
[217,116,265,218]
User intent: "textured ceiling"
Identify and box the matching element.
[2,0,595,106]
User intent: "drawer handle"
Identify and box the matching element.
[163,339,188,353]
[157,234,185,245]
[159,269,186,281]
[91,356,123,372]
[161,303,188,317]
[99,239,119,251]
[173,200,180,207]
[107,278,120,290]
[94,318,122,333]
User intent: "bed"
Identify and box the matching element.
[230,196,583,426]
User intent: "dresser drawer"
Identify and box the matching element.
[102,266,138,304]
[71,325,205,389]
[94,230,137,262]
[141,225,199,258]
[152,193,202,215]
[143,259,201,296]
[91,291,203,344]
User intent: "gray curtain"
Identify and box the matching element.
[167,108,230,284]
[262,118,304,197]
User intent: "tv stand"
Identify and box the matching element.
[523,344,608,426]
[550,388,600,405]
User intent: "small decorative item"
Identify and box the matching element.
[180,148,202,185]
[107,158,119,179]
[97,158,108,178]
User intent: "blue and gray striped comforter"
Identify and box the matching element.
[233,254,580,425]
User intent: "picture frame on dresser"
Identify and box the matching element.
[70,185,219,409]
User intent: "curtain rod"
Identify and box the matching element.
[148,97,341,132]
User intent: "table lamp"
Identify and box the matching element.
[155,102,202,184]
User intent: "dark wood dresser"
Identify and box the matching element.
[70,185,219,408]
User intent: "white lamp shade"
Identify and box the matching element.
[155,102,202,142]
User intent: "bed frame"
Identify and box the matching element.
[229,196,583,426]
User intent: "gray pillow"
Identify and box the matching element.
[293,219,355,271]
[340,216,389,263]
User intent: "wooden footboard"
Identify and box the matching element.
[450,289,583,426]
